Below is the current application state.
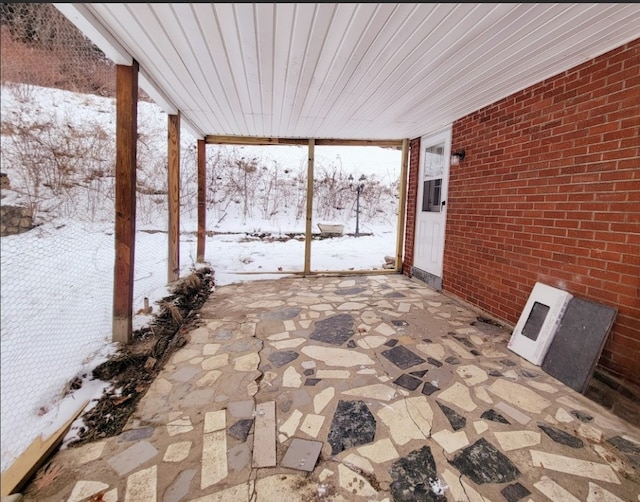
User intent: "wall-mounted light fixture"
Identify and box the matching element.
[450,149,466,166]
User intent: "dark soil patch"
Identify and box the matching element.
[67,266,215,447]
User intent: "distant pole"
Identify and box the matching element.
[349,174,366,237]
[355,185,361,237]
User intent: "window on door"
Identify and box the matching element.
[421,142,445,213]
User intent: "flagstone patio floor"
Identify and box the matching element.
[19,274,640,501]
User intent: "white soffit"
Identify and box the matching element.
[55,3,640,140]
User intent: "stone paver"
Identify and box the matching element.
[17,275,640,502]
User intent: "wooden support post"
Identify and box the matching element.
[197,139,206,262]
[168,113,180,283]
[113,61,138,344]
[304,139,315,275]
[395,138,409,272]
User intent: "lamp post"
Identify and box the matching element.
[348,174,366,237]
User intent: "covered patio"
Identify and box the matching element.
[18,274,640,501]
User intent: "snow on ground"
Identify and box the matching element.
[0,84,401,472]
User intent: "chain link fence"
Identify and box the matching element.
[1,3,146,473]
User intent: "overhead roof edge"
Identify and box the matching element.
[54,4,204,139]
[53,3,131,66]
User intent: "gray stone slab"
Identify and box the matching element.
[170,366,200,383]
[107,440,158,476]
[228,400,255,418]
[393,374,422,391]
[163,468,197,502]
[327,400,376,455]
[449,438,521,485]
[542,297,617,393]
[501,482,531,502]
[537,423,584,448]
[259,307,302,320]
[118,426,154,442]
[229,419,254,441]
[228,443,251,471]
[437,402,466,431]
[268,350,299,368]
[390,446,445,502]
[310,313,355,346]
[281,438,323,471]
[335,287,366,296]
[381,345,426,370]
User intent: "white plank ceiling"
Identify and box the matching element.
[55,3,640,140]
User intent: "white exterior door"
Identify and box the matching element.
[413,128,451,282]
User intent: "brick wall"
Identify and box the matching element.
[442,39,640,383]
[402,137,420,274]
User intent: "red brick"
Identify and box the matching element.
[437,40,640,381]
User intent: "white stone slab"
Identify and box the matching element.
[343,384,398,401]
[432,429,470,453]
[441,338,475,359]
[377,397,433,445]
[338,301,368,310]
[76,441,106,465]
[356,336,388,349]
[167,418,193,436]
[533,476,581,502]
[253,401,276,467]
[204,409,226,433]
[202,353,229,370]
[267,332,290,341]
[300,414,325,438]
[473,421,488,434]
[494,431,541,451]
[190,482,254,502]
[338,464,377,497]
[494,401,531,425]
[283,366,303,387]
[68,481,110,502]
[526,380,558,393]
[440,469,490,502]
[271,338,305,349]
[587,482,625,502]
[279,409,303,439]
[201,430,228,489]
[356,438,399,463]
[125,465,157,502]
[196,370,222,387]
[415,343,445,360]
[316,369,350,379]
[234,353,260,371]
[202,343,221,355]
[488,379,551,414]
[437,382,477,412]
[373,322,396,336]
[474,386,494,405]
[301,346,375,366]
[456,365,488,386]
[342,454,374,473]
[530,450,620,484]
[163,441,192,462]
[314,387,335,414]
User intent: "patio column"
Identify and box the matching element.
[113,60,139,344]
[168,112,180,283]
[395,138,409,272]
[197,139,206,262]
[304,139,315,275]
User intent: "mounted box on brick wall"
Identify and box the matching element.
[507,282,572,366]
